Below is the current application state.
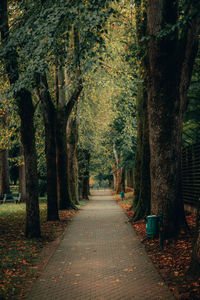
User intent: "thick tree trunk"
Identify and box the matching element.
[35,73,59,221]
[132,87,151,221]
[16,89,41,238]
[56,108,74,209]
[67,117,79,205]
[0,150,10,194]
[0,0,40,237]
[146,0,198,237]
[44,107,59,220]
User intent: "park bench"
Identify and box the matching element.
[2,192,22,204]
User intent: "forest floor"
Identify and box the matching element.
[114,191,200,300]
[0,199,88,300]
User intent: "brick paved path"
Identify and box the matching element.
[26,190,174,300]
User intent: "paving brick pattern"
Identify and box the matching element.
[26,190,174,300]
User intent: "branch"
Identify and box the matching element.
[65,84,82,116]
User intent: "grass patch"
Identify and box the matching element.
[0,199,86,300]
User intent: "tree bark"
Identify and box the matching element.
[132,0,151,218]
[35,73,59,221]
[82,150,90,200]
[55,26,82,209]
[67,116,79,205]
[126,168,133,188]
[132,87,151,221]
[19,148,26,202]
[121,167,125,192]
[56,107,74,209]
[17,90,41,237]
[0,0,40,237]
[0,150,10,194]
[146,0,199,237]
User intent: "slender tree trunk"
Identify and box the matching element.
[35,73,59,221]
[67,116,79,205]
[121,167,125,192]
[113,146,122,193]
[126,169,133,188]
[0,150,10,194]
[19,148,26,202]
[112,165,117,190]
[0,0,40,237]
[82,150,90,200]
[56,108,73,209]
[132,87,151,221]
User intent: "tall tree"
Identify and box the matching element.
[145,0,199,237]
[67,114,79,205]
[132,1,151,221]
[35,73,59,220]
[0,0,40,237]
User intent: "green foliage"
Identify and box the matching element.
[78,1,138,183]
[183,52,200,146]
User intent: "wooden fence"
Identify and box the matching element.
[181,143,200,207]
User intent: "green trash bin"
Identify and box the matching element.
[146,215,159,236]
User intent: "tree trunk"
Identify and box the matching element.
[0,150,10,194]
[67,116,79,205]
[132,87,151,221]
[121,167,125,192]
[0,0,40,237]
[35,73,59,221]
[16,89,41,238]
[56,108,74,209]
[55,27,82,209]
[19,149,26,202]
[82,150,90,200]
[146,0,198,238]
[126,168,133,188]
